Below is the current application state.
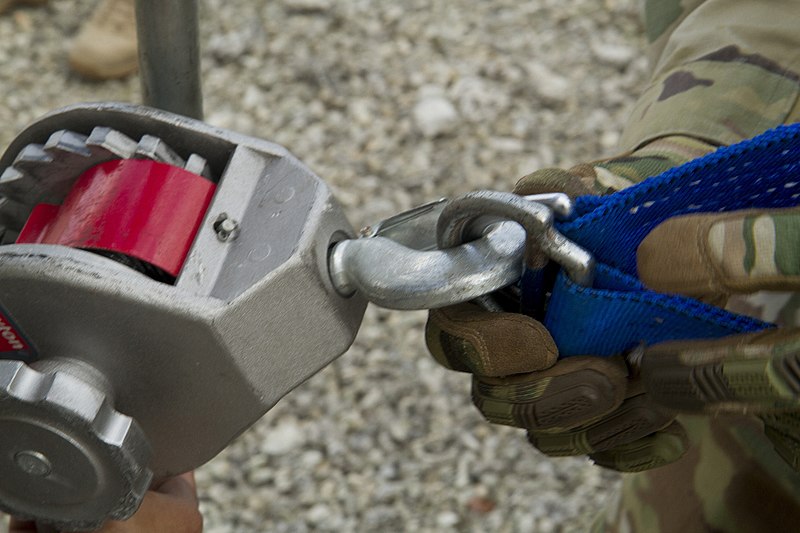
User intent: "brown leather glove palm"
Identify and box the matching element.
[426,301,688,472]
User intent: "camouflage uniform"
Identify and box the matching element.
[424,0,800,529]
[596,0,800,530]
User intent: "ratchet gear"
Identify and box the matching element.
[0,128,214,282]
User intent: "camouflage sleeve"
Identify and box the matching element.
[620,0,800,151]
[599,1,800,531]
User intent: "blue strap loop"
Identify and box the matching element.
[537,123,800,356]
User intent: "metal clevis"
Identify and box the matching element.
[0,103,592,530]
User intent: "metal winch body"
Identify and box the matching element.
[0,103,567,530]
[0,103,367,529]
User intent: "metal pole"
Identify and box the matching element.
[135,0,203,120]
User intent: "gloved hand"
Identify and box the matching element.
[426,136,724,473]
[426,302,688,472]
[636,206,800,470]
[428,135,800,472]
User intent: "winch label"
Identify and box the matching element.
[0,305,35,362]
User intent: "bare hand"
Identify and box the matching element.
[9,472,202,533]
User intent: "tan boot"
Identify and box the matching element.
[68,0,138,80]
[0,0,47,15]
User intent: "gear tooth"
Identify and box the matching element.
[4,130,200,211]
[184,153,212,178]
[86,127,138,159]
[44,130,91,157]
[1,228,19,244]
[11,145,55,201]
[12,144,55,190]
[13,144,52,170]
[135,135,185,167]
[0,195,32,231]
[0,166,41,203]
[11,131,125,204]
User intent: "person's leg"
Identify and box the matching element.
[600,415,800,532]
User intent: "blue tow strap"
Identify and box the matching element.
[537,123,800,356]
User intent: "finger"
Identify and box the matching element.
[589,421,689,473]
[513,168,594,197]
[472,356,629,431]
[8,518,37,533]
[426,303,558,377]
[638,207,800,299]
[93,474,201,533]
[762,412,800,471]
[153,472,198,502]
[642,328,800,413]
[527,394,675,456]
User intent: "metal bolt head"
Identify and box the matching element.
[214,214,240,242]
[14,450,52,477]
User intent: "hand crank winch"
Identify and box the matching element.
[0,103,589,530]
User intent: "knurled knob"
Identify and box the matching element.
[0,359,153,531]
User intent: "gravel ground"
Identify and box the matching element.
[0,0,649,531]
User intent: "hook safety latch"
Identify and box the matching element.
[328,190,594,310]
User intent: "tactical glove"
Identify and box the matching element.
[428,136,800,472]
[426,302,688,472]
[637,206,800,470]
[426,135,715,472]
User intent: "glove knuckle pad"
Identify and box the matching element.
[472,368,620,431]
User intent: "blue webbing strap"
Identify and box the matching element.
[538,123,800,356]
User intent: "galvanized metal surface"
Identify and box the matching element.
[329,220,526,309]
[135,0,203,119]
[438,191,595,286]
[329,191,581,310]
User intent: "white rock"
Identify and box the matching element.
[306,503,331,524]
[283,0,332,13]
[207,31,251,61]
[436,511,460,528]
[301,450,324,468]
[601,130,620,150]
[489,136,525,153]
[413,91,460,138]
[262,420,305,455]
[526,62,571,105]
[592,42,636,67]
[349,99,374,126]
